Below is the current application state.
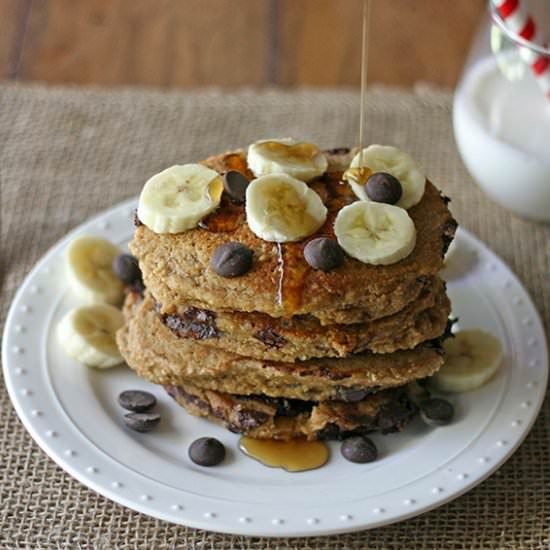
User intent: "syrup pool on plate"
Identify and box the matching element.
[239,436,330,472]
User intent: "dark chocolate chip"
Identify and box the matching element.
[336,387,369,403]
[236,409,269,429]
[406,382,431,405]
[133,210,143,227]
[211,242,253,277]
[341,435,378,463]
[365,172,403,205]
[377,393,418,433]
[223,170,249,203]
[420,398,454,426]
[253,328,288,349]
[123,412,161,432]
[304,237,344,271]
[188,437,226,467]
[441,218,458,254]
[162,306,221,340]
[118,390,157,412]
[112,254,142,285]
[324,147,351,155]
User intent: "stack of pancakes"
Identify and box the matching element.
[117,149,457,441]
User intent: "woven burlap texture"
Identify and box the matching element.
[1,83,549,550]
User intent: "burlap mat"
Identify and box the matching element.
[1,82,549,549]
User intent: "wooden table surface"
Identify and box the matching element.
[2,0,485,88]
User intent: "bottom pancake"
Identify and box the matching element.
[165,382,418,441]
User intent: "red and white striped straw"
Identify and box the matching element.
[491,0,550,98]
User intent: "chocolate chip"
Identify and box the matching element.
[223,170,249,203]
[211,242,253,277]
[188,437,226,466]
[406,382,430,405]
[336,387,369,403]
[324,147,351,155]
[365,172,403,205]
[441,218,458,254]
[253,328,287,349]
[420,398,454,426]
[133,210,143,227]
[341,436,378,463]
[123,412,161,432]
[162,306,221,340]
[118,390,156,412]
[378,401,414,432]
[236,409,269,429]
[304,237,344,271]
[112,254,142,285]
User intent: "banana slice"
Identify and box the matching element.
[245,174,327,242]
[345,145,426,209]
[430,329,503,393]
[137,164,223,234]
[66,236,124,305]
[57,304,125,368]
[334,201,416,265]
[247,138,328,182]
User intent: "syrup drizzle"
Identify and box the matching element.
[276,242,311,316]
[275,176,356,315]
[199,199,244,233]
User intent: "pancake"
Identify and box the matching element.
[117,293,446,402]
[164,382,418,441]
[131,150,456,322]
[154,277,450,361]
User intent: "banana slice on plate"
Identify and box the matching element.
[137,164,223,234]
[57,304,125,368]
[430,329,503,393]
[246,174,327,242]
[66,236,124,305]
[345,145,426,209]
[334,201,416,265]
[247,138,328,182]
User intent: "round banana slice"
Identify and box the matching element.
[430,329,503,393]
[346,145,426,209]
[245,174,327,242]
[66,235,124,305]
[334,201,416,265]
[137,164,223,234]
[247,138,328,182]
[57,304,125,368]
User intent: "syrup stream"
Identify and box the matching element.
[358,0,371,166]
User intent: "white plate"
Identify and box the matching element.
[2,198,548,537]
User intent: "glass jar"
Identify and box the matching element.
[453,0,550,223]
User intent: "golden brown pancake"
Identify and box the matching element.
[117,293,445,402]
[164,382,418,441]
[153,277,450,361]
[131,150,456,322]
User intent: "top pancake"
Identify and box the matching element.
[131,150,456,319]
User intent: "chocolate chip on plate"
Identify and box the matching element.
[365,172,403,205]
[341,435,378,463]
[123,412,161,433]
[118,390,157,412]
[420,398,454,426]
[188,437,226,467]
[304,237,344,271]
[211,242,253,277]
[112,254,142,285]
[223,170,249,203]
